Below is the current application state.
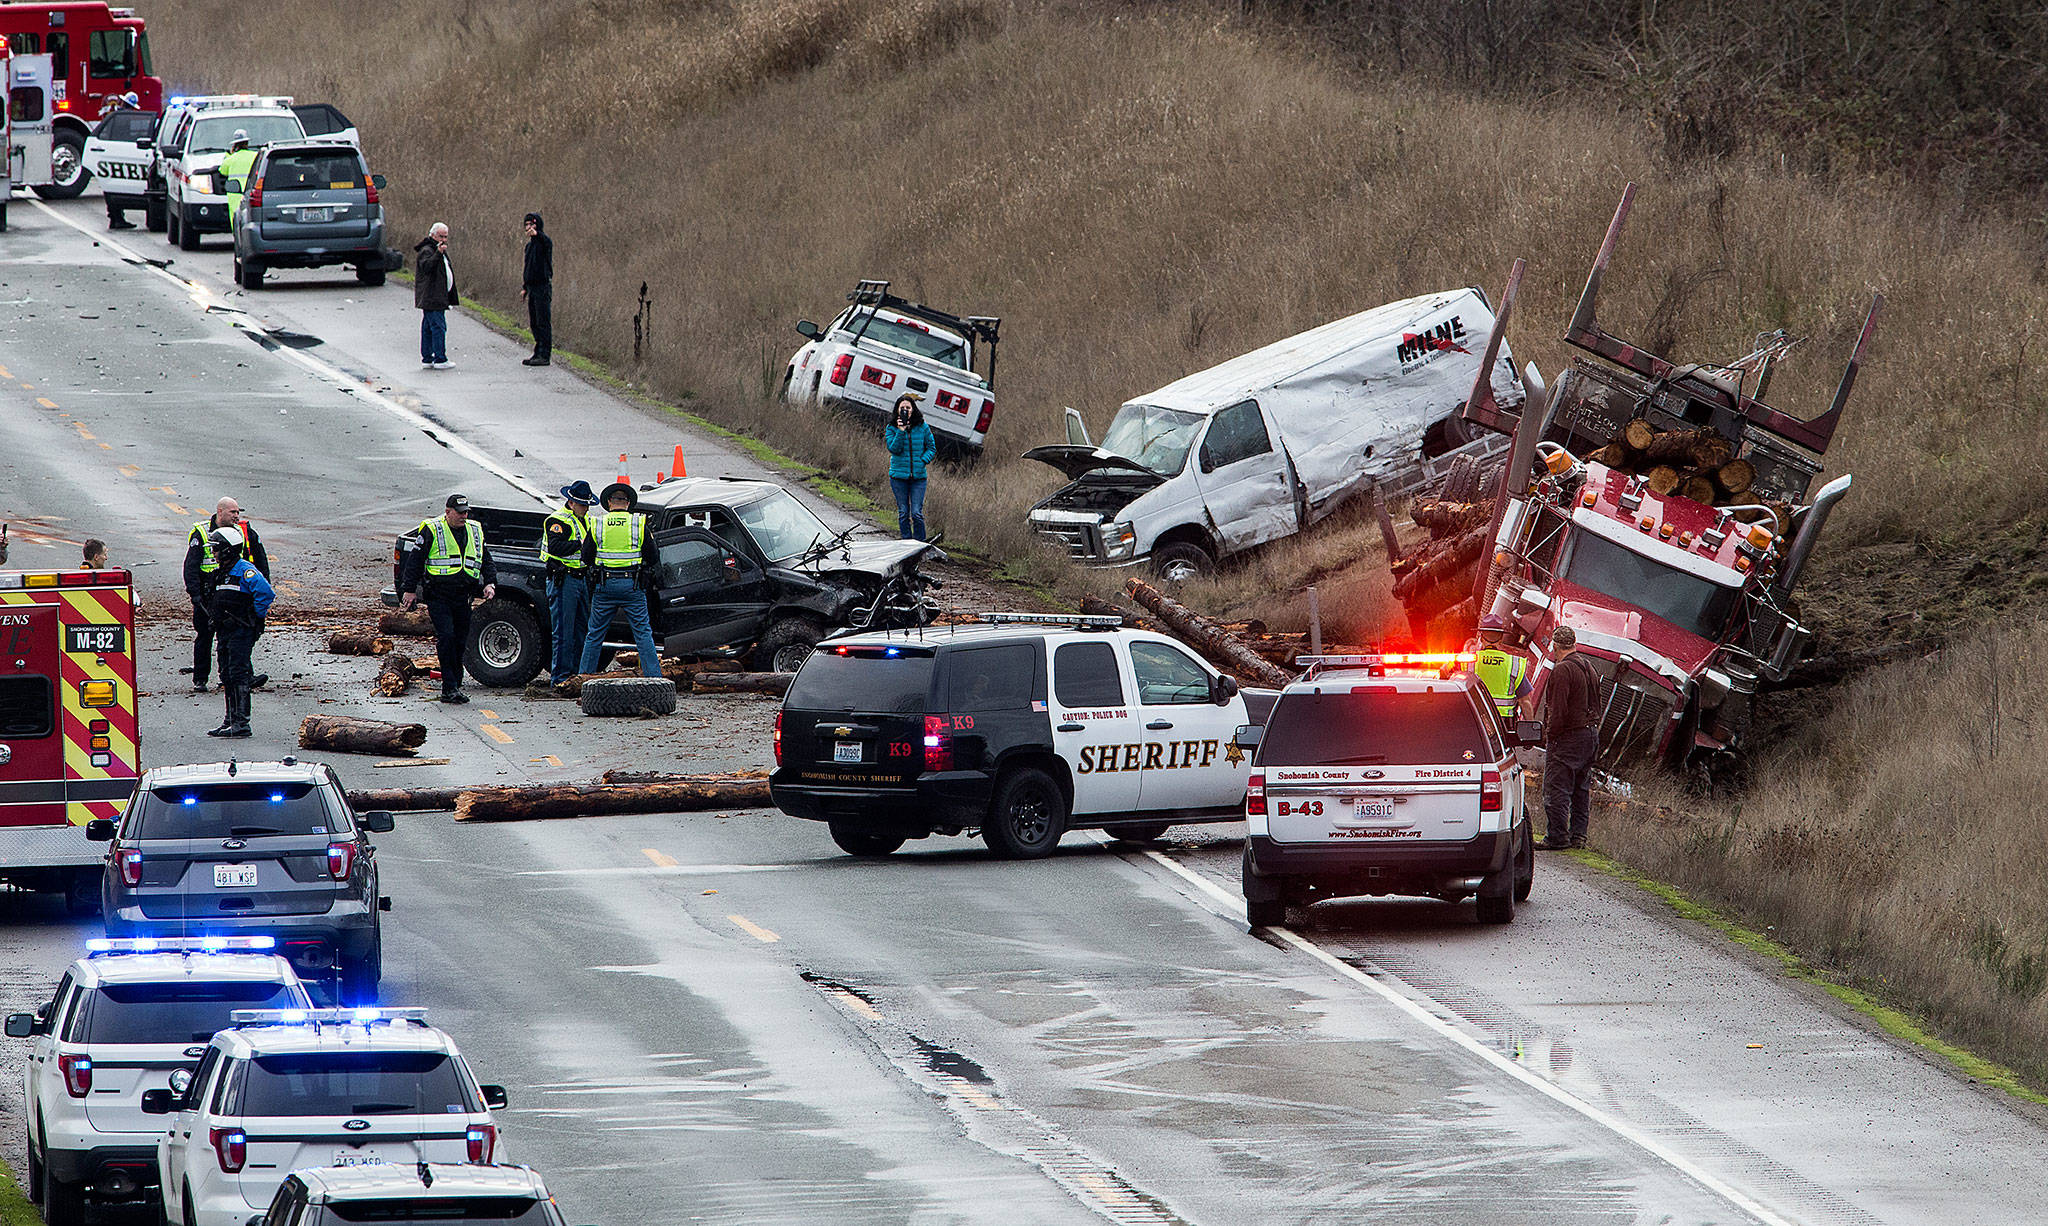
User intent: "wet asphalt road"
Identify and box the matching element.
[4,195,2048,1224]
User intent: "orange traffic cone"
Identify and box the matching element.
[672,445,687,479]
[617,454,629,484]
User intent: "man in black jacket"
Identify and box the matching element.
[520,212,553,367]
[398,494,498,703]
[1539,626,1602,849]
[414,222,458,369]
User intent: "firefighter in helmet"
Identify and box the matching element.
[1473,613,1531,726]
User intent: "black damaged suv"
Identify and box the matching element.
[92,760,393,1001]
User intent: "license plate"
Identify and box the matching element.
[833,741,862,764]
[297,206,333,222]
[1351,797,1396,820]
[213,863,257,888]
[332,1149,383,1166]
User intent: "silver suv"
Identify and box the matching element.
[90,760,395,1000]
[228,140,393,289]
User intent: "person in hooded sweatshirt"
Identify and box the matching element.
[520,212,553,367]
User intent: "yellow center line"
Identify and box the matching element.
[728,914,780,943]
[72,421,95,440]
[118,465,139,477]
[0,364,12,378]
[21,383,33,390]
[36,397,56,408]
[480,724,514,745]
[540,754,561,767]
[641,848,678,868]
[163,502,188,516]
[479,709,498,719]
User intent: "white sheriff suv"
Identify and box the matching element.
[146,1007,511,1226]
[783,279,1002,455]
[253,1162,568,1226]
[1237,653,1537,928]
[160,97,305,250]
[8,937,311,1226]
[771,612,1276,858]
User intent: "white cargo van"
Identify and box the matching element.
[1025,287,1522,580]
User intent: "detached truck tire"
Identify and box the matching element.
[580,677,677,717]
[464,598,546,688]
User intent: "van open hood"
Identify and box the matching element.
[1022,445,1165,482]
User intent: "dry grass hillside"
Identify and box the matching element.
[153,1,2048,1083]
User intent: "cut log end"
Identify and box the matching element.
[1645,465,1681,496]
[1716,457,1756,496]
[1622,419,1657,451]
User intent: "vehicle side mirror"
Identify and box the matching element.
[5,1013,36,1038]
[795,319,821,341]
[134,136,151,148]
[1211,674,1239,705]
[1515,719,1544,747]
[168,1067,194,1096]
[480,1084,509,1110]
[140,1088,176,1115]
[359,811,395,834]
[85,818,116,841]
[370,173,386,190]
[1232,724,1263,752]
[722,555,743,582]
[223,176,242,194]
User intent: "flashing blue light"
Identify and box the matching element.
[269,793,284,803]
[182,796,198,806]
[133,937,158,952]
[279,1009,308,1024]
[351,1007,381,1022]
[86,938,112,953]
[885,647,900,657]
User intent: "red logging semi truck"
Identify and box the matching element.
[1443,185,1881,778]
[0,567,140,911]
[0,2,162,197]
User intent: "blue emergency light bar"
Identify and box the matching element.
[86,936,276,955]
[978,611,1124,630]
[229,1007,429,1027]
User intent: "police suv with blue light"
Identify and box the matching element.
[1236,652,1539,927]
[92,759,395,1000]
[8,937,311,1225]
[145,1007,511,1226]
[771,612,1275,858]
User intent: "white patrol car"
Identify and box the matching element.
[1237,653,1537,928]
[784,279,1002,455]
[160,97,305,250]
[82,105,159,220]
[770,612,1276,858]
[147,1008,512,1226]
[253,1162,568,1226]
[6,937,311,1226]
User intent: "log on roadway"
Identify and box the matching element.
[452,774,771,822]
[378,609,435,637]
[299,714,428,756]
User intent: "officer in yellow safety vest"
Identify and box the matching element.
[1473,613,1531,725]
[219,131,257,227]
[182,495,271,694]
[399,494,498,703]
[539,480,597,691]
[576,482,663,678]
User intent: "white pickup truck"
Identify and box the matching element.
[783,279,1002,455]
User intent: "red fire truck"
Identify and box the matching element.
[1452,185,1882,778]
[0,567,139,912]
[0,2,161,197]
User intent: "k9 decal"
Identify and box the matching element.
[887,742,914,758]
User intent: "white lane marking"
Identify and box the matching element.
[29,198,548,505]
[1130,844,1798,1226]
[515,863,794,878]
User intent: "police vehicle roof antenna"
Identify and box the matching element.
[227,758,237,777]
[417,1162,434,1188]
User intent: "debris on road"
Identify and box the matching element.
[299,713,428,756]
[451,772,770,822]
[375,651,418,696]
[327,629,394,656]
[688,671,793,696]
[378,608,434,637]
[579,676,678,717]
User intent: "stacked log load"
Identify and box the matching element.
[1586,420,1789,533]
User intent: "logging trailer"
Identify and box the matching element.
[1416,184,1882,776]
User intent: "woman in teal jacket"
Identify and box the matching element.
[884,393,938,541]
